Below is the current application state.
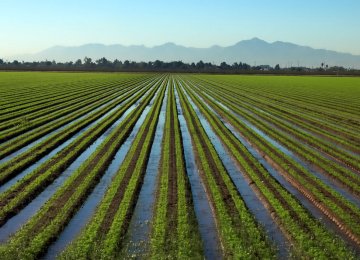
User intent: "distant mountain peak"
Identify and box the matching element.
[157,42,178,47]
[250,37,266,42]
[10,38,360,68]
[233,37,268,47]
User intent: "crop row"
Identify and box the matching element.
[0,75,149,131]
[175,80,277,258]
[0,76,159,181]
[58,77,167,259]
[197,76,360,138]
[187,77,359,193]
[0,75,155,142]
[0,73,147,113]
[0,77,164,229]
[0,75,165,259]
[192,76,359,154]
[205,75,360,126]
[0,76,129,119]
[0,73,358,259]
[0,75,158,160]
[150,79,203,258]
[179,77,360,253]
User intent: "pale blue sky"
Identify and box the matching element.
[1,0,359,57]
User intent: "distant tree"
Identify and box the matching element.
[137,61,148,69]
[123,60,130,68]
[196,60,204,69]
[84,57,93,66]
[153,60,163,69]
[96,57,111,67]
[113,59,122,65]
[1,57,358,75]
[220,62,230,70]
[240,62,251,70]
[112,59,122,69]
[130,61,137,68]
[75,59,82,66]
[204,62,213,69]
[173,61,185,69]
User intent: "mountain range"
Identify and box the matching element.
[10,38,360,68]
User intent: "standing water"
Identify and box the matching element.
[122,83,169,257]
[181,82,290,258]
[174,86,223,259]
[42,84,163,259]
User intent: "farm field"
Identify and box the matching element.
[0,71,359,259]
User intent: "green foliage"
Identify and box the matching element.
[0,73,358,259]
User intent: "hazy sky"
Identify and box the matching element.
[1,0,359,57]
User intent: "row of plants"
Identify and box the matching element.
[0,77,163,227]
[176,80,276,258]
[0,73,145,115]
[190,78,360,192]
[196,76,360,138]
[0,75,157,160]
[182,78,360,248]
[0,76,159,184]
[221,80,360,162]
[0,75,145,131]
[1,86,120,140]
[193,76,359,153]
[204,75,360,127]
[59,78,168,259]
[0,75,153,142]
[0,76,165,259]
[180,78,358,258]
[212,80,359,152]
[150,80,203,258]
[0,75,135,121]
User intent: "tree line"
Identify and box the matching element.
[0,57,358,75]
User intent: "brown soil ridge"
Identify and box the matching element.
[0,87,153,225]
[191,85,360,248]
[165,88,179,242]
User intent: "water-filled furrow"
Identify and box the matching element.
[197,79,360,136]
[0,85,154,194]
[122,84,168,257]
[193,87,356,245]
[224,96,360,171]
[0,97,114,163]
[0,86,120,132]
[250,105,359,157]
[200,87,359,169]
[0,94,114,147]
[174,86,223,260]
[200,89,360,208]
[181,84,290,258]
[0,81,117,119]
[0,85,159,243]
[0,78,156,164]
[197,82,358,158]
[42,85,163,259]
